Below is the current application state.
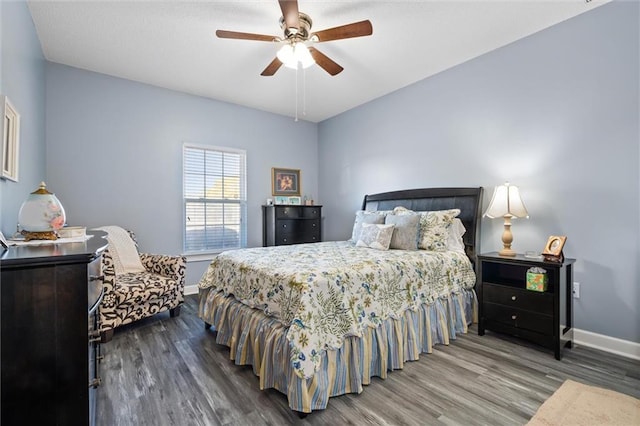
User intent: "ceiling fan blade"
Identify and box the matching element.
[308,47,343,76]
[261,57,284,76]
[216,30,277,42]
[278,0,300,31]
[312,20,373,42]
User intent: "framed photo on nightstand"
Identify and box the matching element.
[542,235,566,262]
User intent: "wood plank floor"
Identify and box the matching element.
[97,295,640,425]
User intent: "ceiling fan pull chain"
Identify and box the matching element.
[295,65,299,122]
[303,67,307,118]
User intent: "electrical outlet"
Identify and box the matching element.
[573,282,580,299]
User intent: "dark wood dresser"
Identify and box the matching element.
[0,230,108,425]
[477,252,576,360]
[262,205,322,246]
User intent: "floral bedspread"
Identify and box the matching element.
[198,241,476,379]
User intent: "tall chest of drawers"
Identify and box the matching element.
[0,231,108,425]
[262,205,322,246]
[477,252,576,360]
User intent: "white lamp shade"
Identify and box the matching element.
[484,182,529,219]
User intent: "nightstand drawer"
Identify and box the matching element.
[483,283,553,315]
[484,302,553,335]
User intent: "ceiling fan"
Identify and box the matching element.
[216,0,373,76]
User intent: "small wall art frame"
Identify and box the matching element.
[1,95,20,182]
[288,196,301,205]
[272,167,300,196]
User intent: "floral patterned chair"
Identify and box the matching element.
[97,226,186,342]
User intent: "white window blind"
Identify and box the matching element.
[183,144,247,253]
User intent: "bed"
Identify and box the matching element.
[198,187,483,413]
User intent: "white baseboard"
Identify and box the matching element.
[574,328,640,361]
[184,284,199,295]
[180,287,640,361]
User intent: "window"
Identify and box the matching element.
[183,144,247,253]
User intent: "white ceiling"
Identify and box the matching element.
[28,0,610,123]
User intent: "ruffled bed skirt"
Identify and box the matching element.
[198,287,478,413]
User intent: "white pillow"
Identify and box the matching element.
[385,213,420,250]
[446,218,467,252]
[350,210,386,241]
[355,223,395,250]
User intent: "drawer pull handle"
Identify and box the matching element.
[89,378,101,389]
[511,295,517,301]
[283,238,287,242]
[312,223,316,227]
[89,275,105,282]
[283,224,287,228]
[511,315,517,320]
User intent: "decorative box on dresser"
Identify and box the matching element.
[262,205,322,246]
[0,230,108,425]
[477,252,576,360]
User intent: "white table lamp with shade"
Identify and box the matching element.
[484,182,529,257]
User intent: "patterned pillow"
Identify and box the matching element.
[385,213,420,250]
[350,210,386,241]
[418,209,461,251]
[355,223,395,250]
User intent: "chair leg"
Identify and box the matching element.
[170,306,181,318]
[204,322,212,330]
[101,329,114,343]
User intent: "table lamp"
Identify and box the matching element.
[484,182,528,257]
[18,182,66,241]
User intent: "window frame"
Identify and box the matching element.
[182,143,247,258]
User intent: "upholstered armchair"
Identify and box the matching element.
[97,226,186,342]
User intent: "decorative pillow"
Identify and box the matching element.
[355,223,395,250]
[418,209,461,251]
[446,218,467,252]
[385,213,420,250]
[350,210,386,241]
[392,206,414,215]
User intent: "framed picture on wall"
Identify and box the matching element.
[272,167,300,196]
[1,95,20,182]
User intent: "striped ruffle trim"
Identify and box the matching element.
[198,288,477,413]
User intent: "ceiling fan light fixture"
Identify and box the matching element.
[277,43,295,65]
[277,42,315,69]
[296,43,315,69]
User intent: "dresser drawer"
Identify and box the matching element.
[484,302,553,335]
[303,207,321,218]
[276,206,302,218]
[483,283,553,315]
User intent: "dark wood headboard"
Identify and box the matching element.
[362,187,483,262]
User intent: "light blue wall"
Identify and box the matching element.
[318,1,639,343]
[45,63,318,285]
[0,0,46,236]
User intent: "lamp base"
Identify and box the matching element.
[21,230,58,241]
[498,247,517,257]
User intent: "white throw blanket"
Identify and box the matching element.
[94,226,146,275]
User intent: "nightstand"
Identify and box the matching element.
[477,252,576,360]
